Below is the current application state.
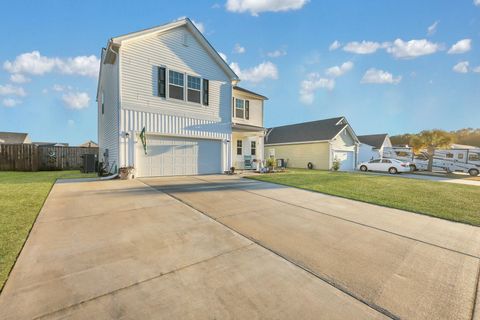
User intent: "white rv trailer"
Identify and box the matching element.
[382,147,480,176]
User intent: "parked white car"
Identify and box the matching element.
[358,158,412,174]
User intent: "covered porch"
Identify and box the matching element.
[232,123,266,171]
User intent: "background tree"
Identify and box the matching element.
[409,130,453,172]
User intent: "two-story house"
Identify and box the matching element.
[97,18,267,177]
[232,86,268,170]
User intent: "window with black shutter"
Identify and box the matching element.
[169,70,184,100]
[202,79,209,105]
[235,99,244,118]
[232,97,235,116]
[187,75,201,103]
[245,100,250,119]
[158,67,166,98]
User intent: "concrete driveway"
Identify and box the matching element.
[1,175,479,319]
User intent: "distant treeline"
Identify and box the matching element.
[391,128,480,148]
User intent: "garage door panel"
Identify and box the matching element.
[137,136,222,177]
[334,151,354,171]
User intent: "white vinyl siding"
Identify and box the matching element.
[120,26,231,122]
[97,51,120,171]
[115,25,233,171]
[232,90,264,127]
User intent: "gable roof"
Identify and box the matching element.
[0,132,31,144]
[265,117,355,145]
[233,86,268,100]
[106,18,238,81]
[79,140,98,148]
[357,134,388,149]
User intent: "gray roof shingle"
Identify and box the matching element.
[265,117,348,145]
[357,134,388,149]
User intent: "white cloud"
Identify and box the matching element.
[226,0,308,16]
[10,74,30,84]
[267,49,287,58]
[325,61,354,78]
[361,68,401,84]
[229,61,278,83]
[56,55,100,77]
[475,0,480,6]
[62,91,90,110]
[453,61,469,73]
[2,98,22,108]
[4,51,57,75]
[473,66,480,73]
[329,40,341,51]
[0,84,26,96]
[299,73,334,105]
[427,21,439,36]
[218,52,228,62]
[447,39,472,54]
[343,41,385,54]
[3,51,100,78]
[386,39,441,59]
[233,43,246,54]
[67,119,75,126]
[177,16,205,33]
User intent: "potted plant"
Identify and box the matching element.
[119,166,135,180]
[266,157,276,172]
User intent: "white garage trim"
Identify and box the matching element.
[135,135,224,177]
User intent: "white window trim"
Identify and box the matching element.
[235,98,245,119]
[155,66,206,108]
[187,75,202,104]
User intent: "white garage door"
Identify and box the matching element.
[136,135,222,177]
[333,151,355,171]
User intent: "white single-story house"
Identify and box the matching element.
[97,18,268,177]
[264,117,359,171]
[357,134,392,163]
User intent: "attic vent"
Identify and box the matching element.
[182,33,189,46]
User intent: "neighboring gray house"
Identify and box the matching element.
[0,132,31,144]
[264,117,359,171]
[97,18,240,177]
[357,133,392,163]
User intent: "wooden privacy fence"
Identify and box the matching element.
[0,144,98,171]
[0,144,39,171]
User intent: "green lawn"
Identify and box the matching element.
[247,169,480,226]
[0,171,96,291]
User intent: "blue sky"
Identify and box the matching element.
[1,0,479,145]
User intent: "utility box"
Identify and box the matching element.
[81,154,97,173]
[276,158,285,168]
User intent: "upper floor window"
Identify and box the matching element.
[234,98,250,119]
[187,75,201,103]
[235,99,244,118]
[169,70,184,100]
